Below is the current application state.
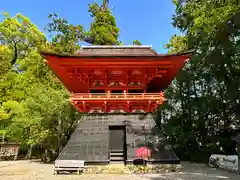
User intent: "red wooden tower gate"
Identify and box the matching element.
[41,46,191,164]
[42,46,190,114]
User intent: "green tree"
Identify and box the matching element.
[133,40,142,45]
[0,13,80,160]
[0,45,11,78]
[165,35,188,53]
[45,13,85,53]
[87,1,120,45]
[159,0,240,162]
[0,13,46,65]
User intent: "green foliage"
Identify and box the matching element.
[0,45,11,77]
[0,13,46,65]
[45,0,121,47]
[133,40,142,45]
[87,1,120,45]
[157,0,240,162]
[0,13,80,159]
[164,35,188,53]
[46,13,84,53]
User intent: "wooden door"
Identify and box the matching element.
[109,126,125,151]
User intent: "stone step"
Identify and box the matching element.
[109,152,124,156]
[109,156,124,161]
[109,161,125,165]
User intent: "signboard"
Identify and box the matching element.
[0,146,19,157]
[209,154,239,172]
[136,146,151,160]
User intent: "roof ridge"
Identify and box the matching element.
[81,45,153,49]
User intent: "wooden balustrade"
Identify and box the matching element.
[71,93,165,100]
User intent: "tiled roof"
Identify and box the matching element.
[76,45,157,56]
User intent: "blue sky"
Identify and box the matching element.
[1,0,180,53]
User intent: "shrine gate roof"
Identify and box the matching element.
[41,46,192,113]
[41,45,192,94]
[42,45,192,58]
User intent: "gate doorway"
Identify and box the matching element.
[109,125,127,164]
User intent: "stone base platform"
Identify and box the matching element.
[82,164,182,174]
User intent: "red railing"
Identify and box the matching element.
[71,93,165,101]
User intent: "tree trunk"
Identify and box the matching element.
[186,81,192,123]
[14,146,19,161]
[11,41,18,65]
[2,134,4,144]
[25,144,33,160]
[57,118,63,157]
[179,82,185,114]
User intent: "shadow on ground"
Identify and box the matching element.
[148,162,239,180]
[29,159,54,164]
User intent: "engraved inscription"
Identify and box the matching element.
[128,81,141,86]
[108,81,126,87]
[92,80,104,87]
[131,70,142,75]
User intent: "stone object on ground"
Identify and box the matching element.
[209,154,239,173]
[82,164,181,174]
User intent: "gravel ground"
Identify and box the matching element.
[0,161,239,180]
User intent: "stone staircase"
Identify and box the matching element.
[109,151,125,164]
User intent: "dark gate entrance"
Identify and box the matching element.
[109,125,126,164]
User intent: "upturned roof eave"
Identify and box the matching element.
[40,49,194,59]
